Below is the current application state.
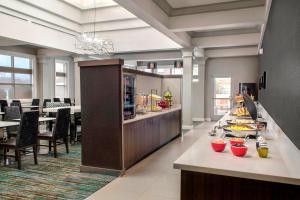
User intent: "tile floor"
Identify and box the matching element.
[86,122,215,200]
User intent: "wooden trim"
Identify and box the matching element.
[80,165,124,176]
[123,68,183,79]
[78,59,124,67]
[0,66,32,74]
[163,75,183,78]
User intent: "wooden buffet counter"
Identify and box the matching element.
[174,103,300,200]
[123,106,181,169]
[78,59,182,175]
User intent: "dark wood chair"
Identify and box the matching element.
[38,108,70,158]
[53,98,60,102]
[0,111,39,170]
[64,98,72,106]
[0,100,8,120]
[4,106,21,138]
[31,99,40,111]
[43,99,51,108]
[11,100,23,114]
[0,99,8,111]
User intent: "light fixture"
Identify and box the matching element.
[75,0,114,55]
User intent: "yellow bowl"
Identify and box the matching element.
[257,147,269,158]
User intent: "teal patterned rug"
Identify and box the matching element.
[0,144,116,200]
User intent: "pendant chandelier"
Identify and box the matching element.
[75,0,114,55]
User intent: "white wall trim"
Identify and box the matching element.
[182,125,193,130]
[192,117,205,122]
[205,118,212,122]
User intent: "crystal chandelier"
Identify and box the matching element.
[75,0,114,55]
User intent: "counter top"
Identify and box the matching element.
[123,106,181,124]
[174,103,300,186]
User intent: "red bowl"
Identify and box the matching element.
[230,138,245,146]
[231,145,248,157]
[211,142,227,152]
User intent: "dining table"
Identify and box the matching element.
[43,106,81,114]
[12,117,56,123]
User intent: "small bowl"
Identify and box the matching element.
[211,139,227,152]
[230,138,245,146]
[231,145,248,157]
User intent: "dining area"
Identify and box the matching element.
[0,98,82,170]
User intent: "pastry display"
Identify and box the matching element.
[233,107,250,116]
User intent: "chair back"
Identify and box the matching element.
[31,99,40,111]
[32,99,40,106]
[64,98,72,106]
[4,106,21,137]
[53,98,60,102]
[53,108,70,139]
[43,99,51,108]
[4,106,21,120]
[16,111,39,147]
[10,100,22,114]
[0,100,8,112]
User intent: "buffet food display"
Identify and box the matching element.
[210,94,268,158]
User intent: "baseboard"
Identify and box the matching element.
[205,118,211,122]
[182,125,194,130]
[80,165,124,176]
[192,118,205,122]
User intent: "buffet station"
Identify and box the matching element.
[78,59,182,174]
[174,94,300,200]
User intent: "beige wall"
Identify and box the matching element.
[136,75,162,95]
[162,78,182,105]
[205,56,259,119]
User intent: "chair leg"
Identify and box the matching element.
[53,140,57,158]
[49,141,52,152]
[16,150,21,170]
[65,137,69,154]
[3,148,7,165]
[33,145,38,165]
[15,150,18,161]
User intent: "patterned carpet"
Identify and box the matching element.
[0,144,116,200]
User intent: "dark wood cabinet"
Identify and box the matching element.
[124,110,181,169]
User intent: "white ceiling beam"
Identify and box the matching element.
[81,6,137,24]
[81,19,150,32]
[0,12,76,52]
[20,0,82,22]
[92,27,181,53]
[0,0,81,32]
[193,33,260,48]
[205,46,258,58]
[169,7,265,32]
[114,0,191,47]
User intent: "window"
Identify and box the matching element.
[0,53,33,99]
[192,64,199,82]
[213,78,231,116]
[172,68,183,75]
[55,61,68,98]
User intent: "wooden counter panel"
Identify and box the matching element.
[124,110,181,169]
[181,170,300,200]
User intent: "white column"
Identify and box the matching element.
[192,58,206,121]
[73,56,83,106]
[182,49,193,129]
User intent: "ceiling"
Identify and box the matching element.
[114,0,271,57]
[63,0,117,9]
[166,0,239,8]
[0,0,181,53]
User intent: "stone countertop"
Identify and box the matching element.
[123,106,181,124]
[173,103,300,186]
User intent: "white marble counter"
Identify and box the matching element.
[174,103,300,186]
[123,106,181,124]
